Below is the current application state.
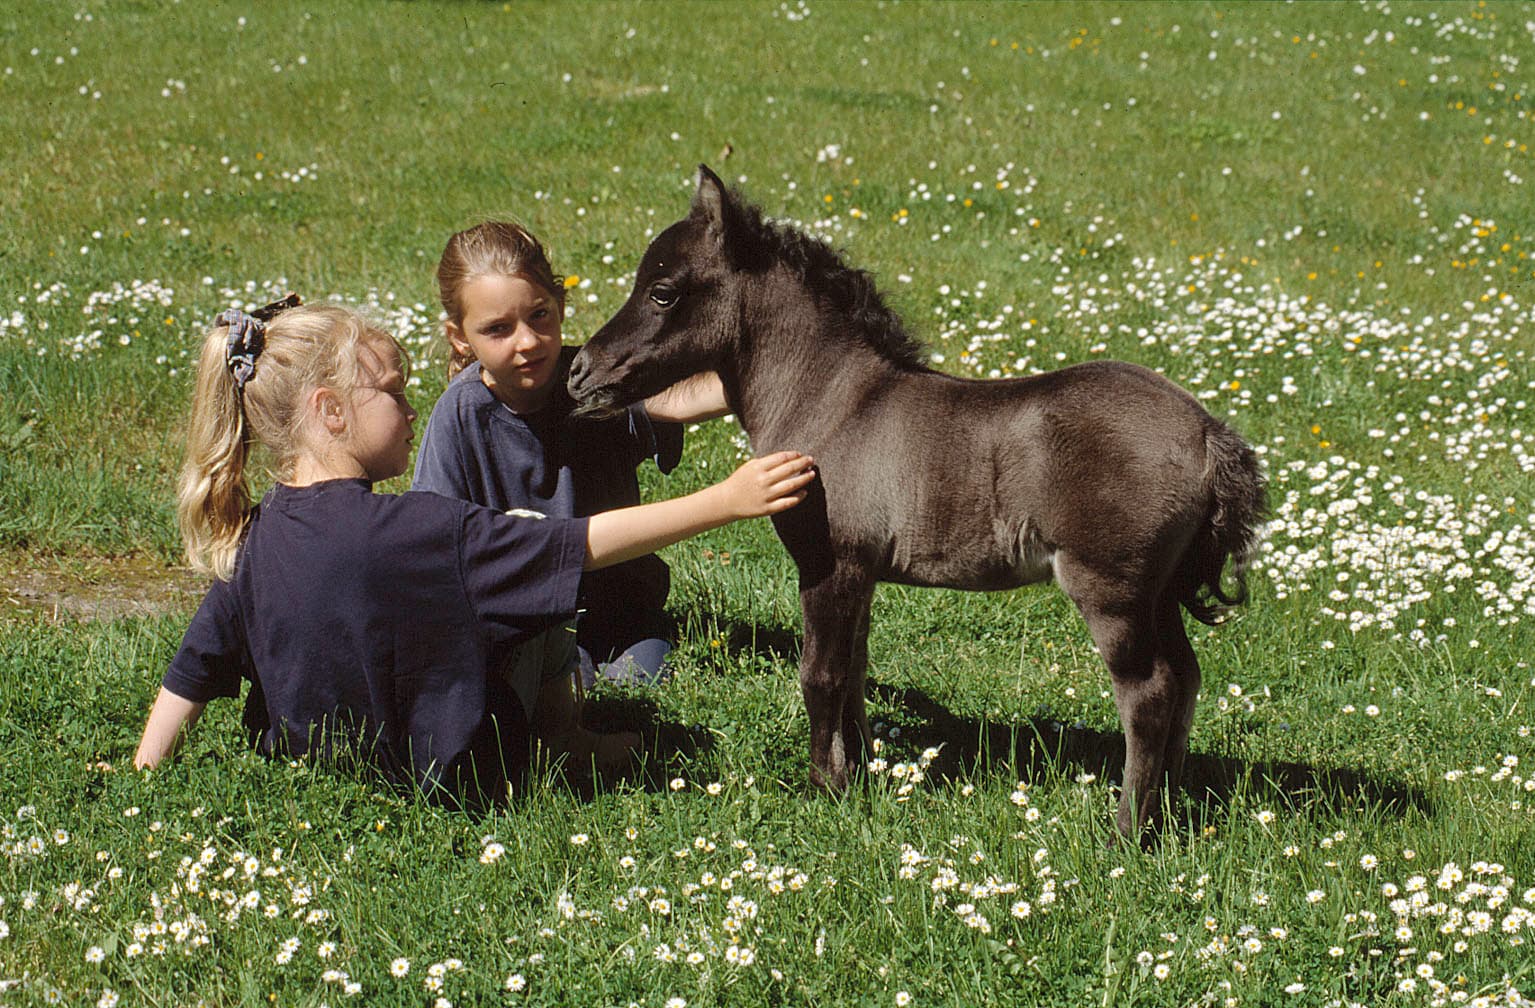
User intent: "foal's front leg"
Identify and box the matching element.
[798,569,876,793]
[844,596,876,769]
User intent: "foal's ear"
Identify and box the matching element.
[691,164,732,247]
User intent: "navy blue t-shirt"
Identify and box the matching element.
[163,479,590,806]
[411,350,683,647]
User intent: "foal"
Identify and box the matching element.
[569,166,1268,843]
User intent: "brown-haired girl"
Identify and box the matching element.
[414,222,729,689]
[135,297,811,806]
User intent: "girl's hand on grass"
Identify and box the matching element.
[720,451,816,519]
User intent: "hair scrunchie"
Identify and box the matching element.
[216,293,301,392]
[218,309,265,391]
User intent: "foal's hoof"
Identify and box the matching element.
[808,765,851,796]
[1104,820,1162,853]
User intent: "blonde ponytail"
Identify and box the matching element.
[178,324,253,580]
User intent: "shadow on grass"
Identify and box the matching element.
[583,617,1430,826]
[869,682,1433,826]
[569,694,716,800]
[701,617,803,662]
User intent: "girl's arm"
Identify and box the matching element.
[134,687,208,769]
[642,372,731,423]
[585,451,814,569]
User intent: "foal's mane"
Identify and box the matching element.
[727,193,929,371]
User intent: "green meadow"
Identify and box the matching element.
[2,1,1533,1005]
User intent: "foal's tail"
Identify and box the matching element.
[1179,421,1269,625]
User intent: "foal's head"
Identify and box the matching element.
[568,166,752,414]
[569,165,924,414]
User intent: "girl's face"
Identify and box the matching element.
[448,273,564,413]
[346,340,418,481]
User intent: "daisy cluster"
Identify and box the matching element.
[472,806,831,999]
[2,803,349,1003]
[1442,745,1535,814]
[892,797,1073,938]
[1130,830,1535,1008]
[468,774,1064,1001]
[216,154,321,186]
[448,797,865,1000]
[1,277,441,385]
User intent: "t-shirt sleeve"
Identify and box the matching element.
[411,394,473,500]
[628,404,684,475]
[458,503,591,641]
[163,578,250,703]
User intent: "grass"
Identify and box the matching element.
[3,1,1535,1005]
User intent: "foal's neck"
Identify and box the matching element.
[729,288,910,446]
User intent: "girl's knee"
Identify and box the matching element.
[589,637,671,687]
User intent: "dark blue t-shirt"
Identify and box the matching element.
[411,350,683,647]
[163,479,590,806]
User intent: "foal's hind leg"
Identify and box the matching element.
[1059,562,1176,844]
[798,569,877,793]
[1099,615,1175,844]
[1155,597,1202,816]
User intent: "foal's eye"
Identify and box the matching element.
[648,286,678,309]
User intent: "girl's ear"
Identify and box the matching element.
[445,320,474,361]
[309,386,348,436]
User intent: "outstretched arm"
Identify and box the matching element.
[643,371,730,423]
[134,687,207,769]
[585,451,814,569]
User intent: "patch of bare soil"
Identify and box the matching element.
[2,552,208,622]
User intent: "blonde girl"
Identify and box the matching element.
[136,297,811,806]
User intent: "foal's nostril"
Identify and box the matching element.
[567,353,589,390]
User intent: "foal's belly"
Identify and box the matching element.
[825,429,1058,592]
[877,525,1056,592]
